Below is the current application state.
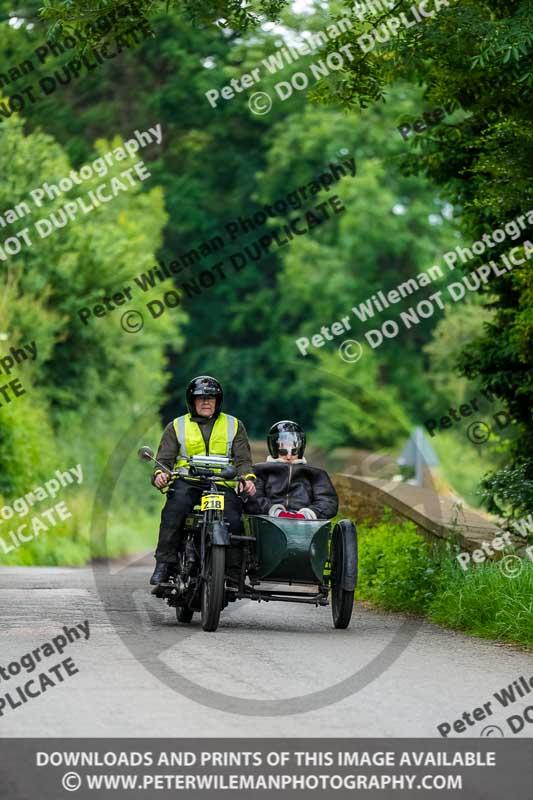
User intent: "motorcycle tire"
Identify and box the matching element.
[201,544,226,632]
[331,519,358,629]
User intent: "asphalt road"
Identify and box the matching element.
[0,559,532,738]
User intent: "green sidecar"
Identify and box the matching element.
[141,446,357,632]
[239,514,358,629]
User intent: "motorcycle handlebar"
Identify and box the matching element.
[171,464,236,480]
[139,446,245,492]
[158,472,250,497]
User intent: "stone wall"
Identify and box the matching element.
[333,473,506,551]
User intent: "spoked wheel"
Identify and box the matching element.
[330,520,358,629]
[201,545,226,632]
[176,606,194,623]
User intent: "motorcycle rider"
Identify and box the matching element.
[245,420,338,519]
[150,375,256,585]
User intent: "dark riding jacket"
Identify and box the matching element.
[246,459,339,519]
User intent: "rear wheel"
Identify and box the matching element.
[201,545,226,632]
[331,520,358,629]
[176,606,194,623]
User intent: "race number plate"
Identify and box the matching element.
[201,493,224,511]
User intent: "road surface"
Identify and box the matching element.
[0,559,531,738]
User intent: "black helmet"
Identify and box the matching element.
[186,375,223,416]
[267,420,306,459]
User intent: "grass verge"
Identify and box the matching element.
[355,511,533,648]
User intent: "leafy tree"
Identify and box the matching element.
[423,302,494,403]
[309,351,412,451]
[305,0,533,513]
[6,1,464,437]
[2,0,518,514]
[0,112,182,495]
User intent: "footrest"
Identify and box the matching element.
[151,582,176,597]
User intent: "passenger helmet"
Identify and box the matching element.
[186,375,223,416]
[267,420,306,459]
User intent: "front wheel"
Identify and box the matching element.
[331,520,358,629]
[201,545,226,632]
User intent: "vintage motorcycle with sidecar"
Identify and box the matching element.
[139,446,358,632]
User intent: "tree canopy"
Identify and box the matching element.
[0,0,531,550]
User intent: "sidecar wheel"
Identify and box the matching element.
[176,606,194,623]
[331,520,358,629]
[201,545,226,632]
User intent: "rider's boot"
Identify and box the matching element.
[150,561,173,585]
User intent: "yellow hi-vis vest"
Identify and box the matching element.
[173,412,238,485]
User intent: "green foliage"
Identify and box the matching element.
[480,464,533,519]
[356,511,533,646]
[0,388,57,498]
[423,302,494,403]
[1,3,476,455]
[307,0,533,516]
[310,353,412,451]
[36,0,289,41]
[251,93,462,446]
[458,263,533,514]
[428,561,533,647]
[0,109,184,562]
[357,512,447,611]
[1,0,529,569]
[0,490,157,566]
[175,0,288,28]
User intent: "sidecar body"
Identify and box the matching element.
[242,515,330,584]
[239,514,358,628]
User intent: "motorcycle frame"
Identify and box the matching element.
[152,466,331,610]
